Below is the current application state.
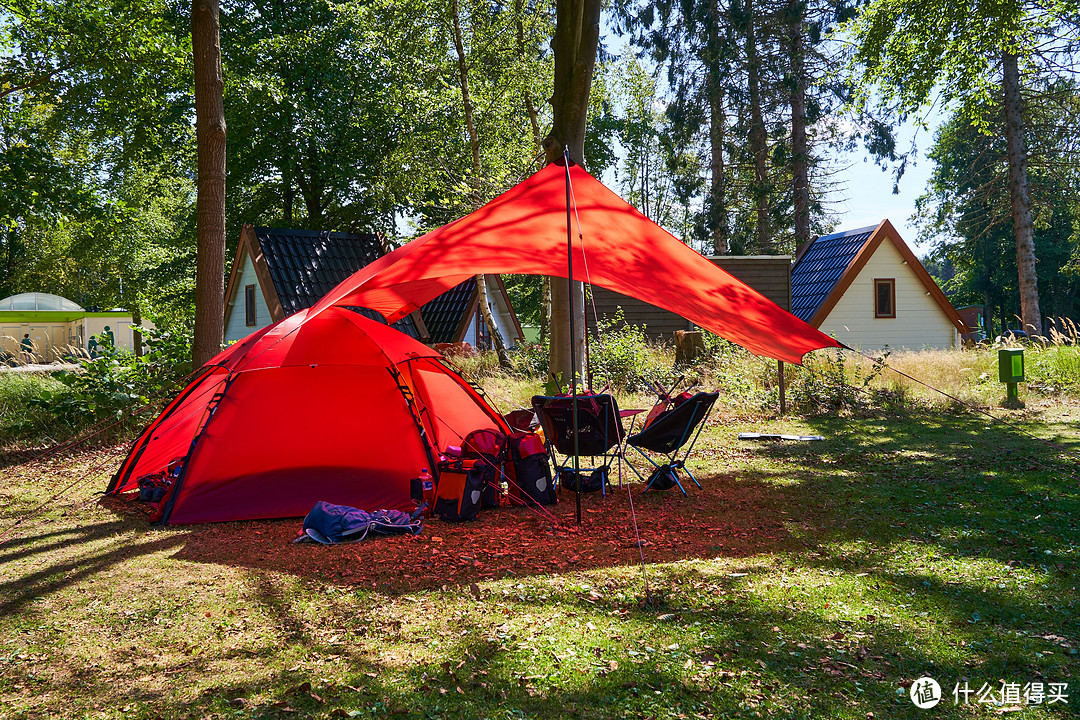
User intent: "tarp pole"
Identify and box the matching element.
[565,150,582,525]
[778,360,786,414]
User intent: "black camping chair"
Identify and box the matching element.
[625,392,718,496]
[531,394,626,496]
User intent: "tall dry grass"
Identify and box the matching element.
[459,330,1080,419]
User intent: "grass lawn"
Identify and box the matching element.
[1,377,1078,718]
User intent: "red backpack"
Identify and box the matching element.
[505,431,556,506]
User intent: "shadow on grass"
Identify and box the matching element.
[0,520,187,617]
[29,564,1060,720]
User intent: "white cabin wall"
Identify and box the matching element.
[224,252,273,344]
[485,276,520,348]
[819,240,958,351]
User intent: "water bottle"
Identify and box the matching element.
[419,467,435,510]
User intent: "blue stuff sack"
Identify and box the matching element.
[295,501,425,544]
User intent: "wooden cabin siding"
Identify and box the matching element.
[711,256,792,311]
[224,252,273,344]
[818,240,958,350]
[586,256,792,341]
[586,287,694,339]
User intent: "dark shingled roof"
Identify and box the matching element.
[790,225,876,323]
[252,227,421,338]
[420,280,476,344]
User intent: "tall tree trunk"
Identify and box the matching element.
[283,167,294,226]
[131,305,143,357]
[745,0,772,254]
[475,275,513,367]
[706,0,728,255]
[451,0,512,369]
[297,140,324,229]
[282,106,294,226]
[191,0,226,368]
[788,0,810,249]
[1002,49,1041,335]
[543,0,602,386]
[525,95,543,160]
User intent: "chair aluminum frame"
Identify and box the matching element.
[624,392,718,496]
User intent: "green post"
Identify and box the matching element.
[998,347,1025,408]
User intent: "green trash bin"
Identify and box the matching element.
[998,348,1024,404]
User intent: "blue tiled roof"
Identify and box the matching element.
[420,280,476,344]
[252,227,421,339]
[790,225,877,322]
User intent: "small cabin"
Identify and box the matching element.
[790,220,968,351]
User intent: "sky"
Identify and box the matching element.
[828,119,939,257]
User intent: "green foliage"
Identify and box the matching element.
[511,341,550,379]
[788,347,893,415]
[916,92,1080,333]
[688,333,775,411]
[844,0,1075,118]
[503,275,546,329]
[613,0,885,254]
[26,327,192,428]
[588,309,668,391]
[0,373,69,442]
[1,0,195,322]
[1022,344,1080,395]
[223,0,554,240]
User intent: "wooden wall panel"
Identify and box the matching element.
[585,256,792,341]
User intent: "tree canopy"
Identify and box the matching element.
[1,0,1077,350]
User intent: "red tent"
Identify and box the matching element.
[311,161,840,364]
[107,308,508,524]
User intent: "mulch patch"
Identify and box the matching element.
[130,474,795,593]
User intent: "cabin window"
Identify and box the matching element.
[874,279,895,318]
[475,310,492,350]
[244,284,257,326]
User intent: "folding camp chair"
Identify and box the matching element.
[531,394,626,496]
[625,392,718,496]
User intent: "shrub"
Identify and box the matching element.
[787,347,892,415]
[27,326,193,430]
[588,309,669,391]
[0,373,70,442]
[511,341,549,379]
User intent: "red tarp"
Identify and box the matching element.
[311,161,840,364]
